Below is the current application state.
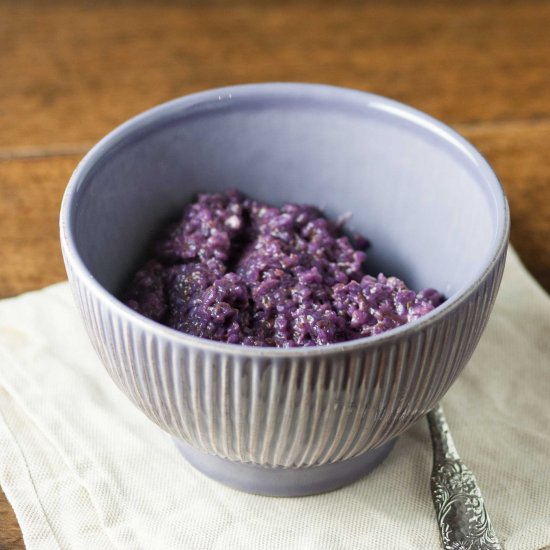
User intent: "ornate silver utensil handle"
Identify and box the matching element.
[427,404,502,550]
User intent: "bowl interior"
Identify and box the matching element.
[67,84,505,303]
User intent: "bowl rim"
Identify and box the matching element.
[60,82,510,358]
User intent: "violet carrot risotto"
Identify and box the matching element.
[124,190,443,347]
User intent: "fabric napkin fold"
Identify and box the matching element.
[0,247,549,550]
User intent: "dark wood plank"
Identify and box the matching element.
[460,121,550,293]
[0,155,79,298]
[1,1,549,150]
[0,486,23,550]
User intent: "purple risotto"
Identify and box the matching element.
[124,190,443,347]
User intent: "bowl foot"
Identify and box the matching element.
[173,437,397,497]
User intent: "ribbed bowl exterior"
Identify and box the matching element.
[62,248,506,469]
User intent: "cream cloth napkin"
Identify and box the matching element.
[0,247,549,550]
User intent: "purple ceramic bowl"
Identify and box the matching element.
[60,83,509,496]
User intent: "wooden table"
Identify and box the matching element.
[1,1,549,547]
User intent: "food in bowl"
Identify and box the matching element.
[124,190,443,347]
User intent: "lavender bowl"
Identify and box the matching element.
[60,83,509,496]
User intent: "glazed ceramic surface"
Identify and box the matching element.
[60,83,509,496]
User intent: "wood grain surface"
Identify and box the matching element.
[1,1,548,547]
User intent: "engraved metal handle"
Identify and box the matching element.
[427,404,502,550]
